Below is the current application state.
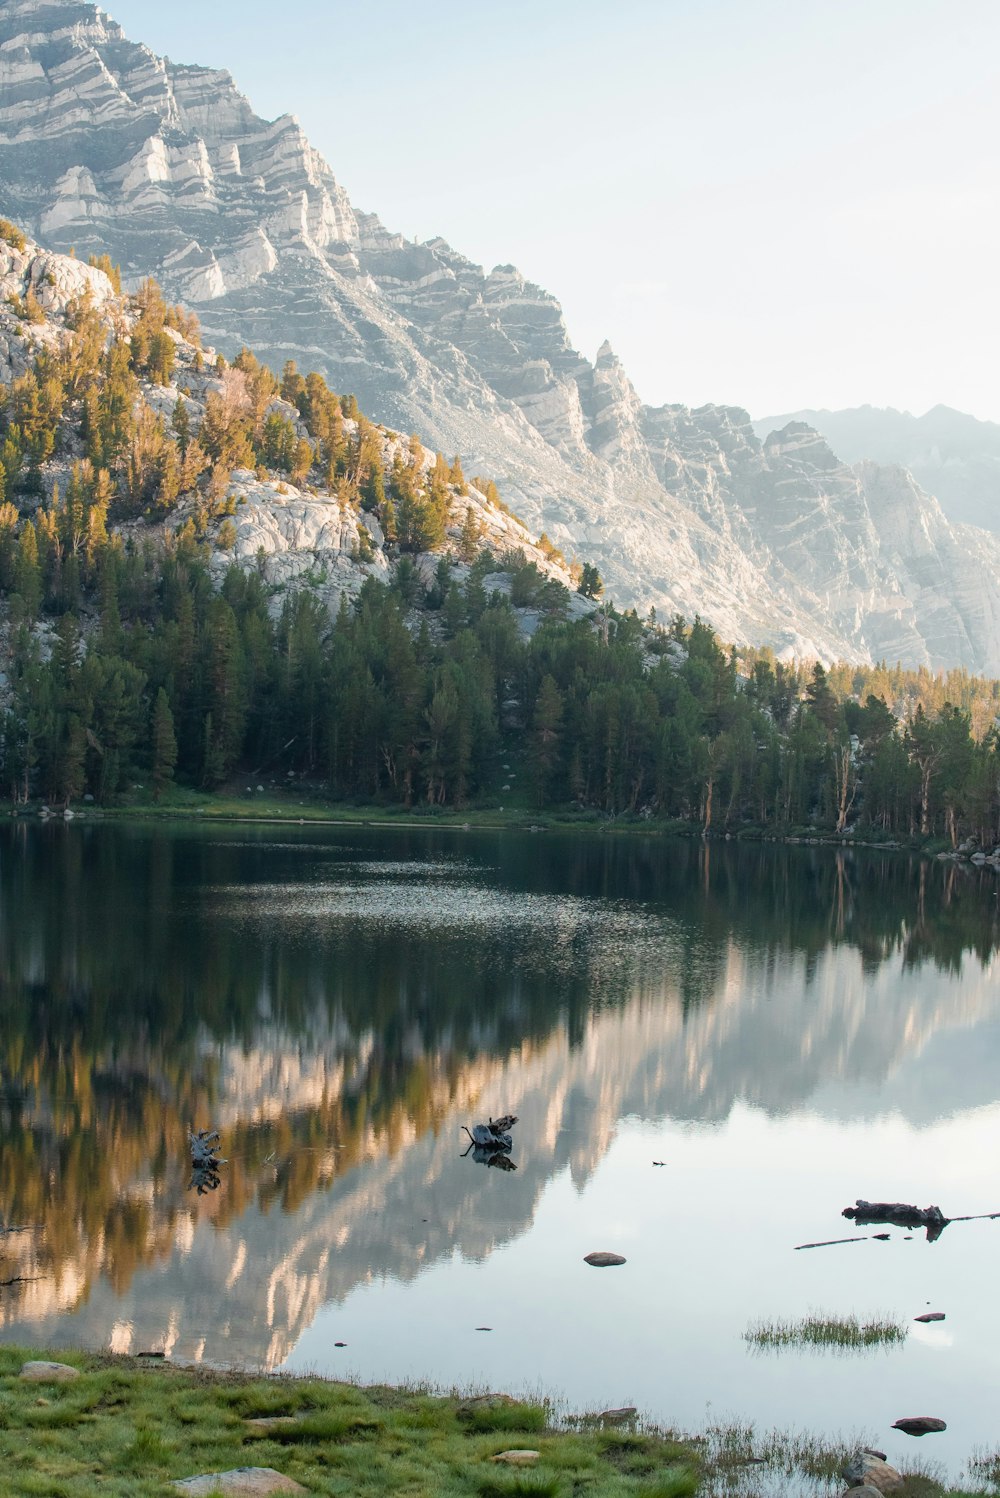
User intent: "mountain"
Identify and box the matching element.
[752,405,1000,535]
[3,0,1000,670]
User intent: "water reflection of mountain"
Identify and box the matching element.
[0,823,996,1365]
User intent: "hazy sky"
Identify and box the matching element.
[107,0,1000,422]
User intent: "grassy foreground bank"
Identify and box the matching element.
[0,1347,987,1497]
[0,1347,698,1497]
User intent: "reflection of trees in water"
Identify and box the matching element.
[0,822,995,1321]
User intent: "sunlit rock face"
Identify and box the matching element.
[4,0,1000,669]
[0,233,113,382]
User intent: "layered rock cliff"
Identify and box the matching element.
[2,0,1000,669]
[754,404,1000,535]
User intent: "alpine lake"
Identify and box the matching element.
[1,819,999,1489]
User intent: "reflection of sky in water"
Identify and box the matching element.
[287,1102,1000,1489]
[2,826,1000,1485]
[215,876,657,937]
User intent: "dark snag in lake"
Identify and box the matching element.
[461,1113,519,1169]
[462,1142,518,1170]
[842,1200,949,1242]
[188,1128,226,1195]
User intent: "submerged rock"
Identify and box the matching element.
[914,1312,946,1323]
[172,1470,307,1495]
[841,1451,904,1491]
[584,1251,627,1267]
[891,1416,947,1436]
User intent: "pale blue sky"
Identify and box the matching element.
[107,0,1000,421]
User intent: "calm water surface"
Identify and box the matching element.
[0,822,998,1481]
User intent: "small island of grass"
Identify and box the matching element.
[744,1312,907,1352]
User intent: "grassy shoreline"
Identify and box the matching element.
[5,785,941,856]
[0,1346,981,1497]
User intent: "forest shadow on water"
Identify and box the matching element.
[0,821,997,1468]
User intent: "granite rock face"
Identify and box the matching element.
[754,404,1000,535]
[3,0,1000,668]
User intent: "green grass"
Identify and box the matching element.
[0,1347,700,1497]
[743,1312,907,1352]
[0,1349,990,1498]
[458,1400,549,1435]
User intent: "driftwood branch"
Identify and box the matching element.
[794,1235,869,1251]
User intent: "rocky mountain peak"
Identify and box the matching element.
[763,421,842,471]
[3,2,1000,671]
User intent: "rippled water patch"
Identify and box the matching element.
[320,859,481,878]
[212,878,655,939]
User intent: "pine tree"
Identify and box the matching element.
[530,674,564,803]
[151,687,178,800]
[577,562,604,599]
[458,504,482,563]
[13,520,41,619]
[172,397,191,457]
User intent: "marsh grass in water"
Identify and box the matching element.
[744,1312,907,1353]
[966,1448,1000,1489]
[699,1420,952,1498]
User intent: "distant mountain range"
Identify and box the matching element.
[754,405,1000,534]
[2,0,1000,671]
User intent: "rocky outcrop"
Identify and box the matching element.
[0,230,587,628]
[0,233,114,382]
[3,0,1000,668]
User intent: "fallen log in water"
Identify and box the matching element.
[842,1201,948,1241]
[802,1202,1000,1250]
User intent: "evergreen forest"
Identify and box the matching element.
[0,220,998,848]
